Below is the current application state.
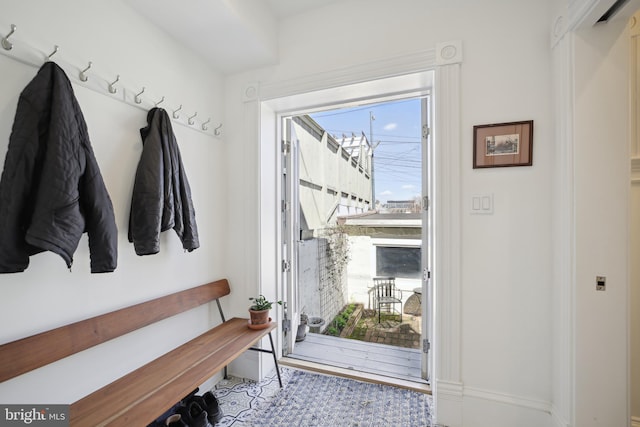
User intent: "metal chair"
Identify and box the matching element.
[371,277,402,323]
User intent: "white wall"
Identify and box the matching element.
[0,0,226,404]
[224,1,554,426]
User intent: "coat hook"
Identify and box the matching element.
[188,112,198,125]
[201,118,211,131]
[135,87,145,104]
[47,45,59,60]
[108,75,120,94]
[1,24,16,51]
[155,96,165,107]
[172,104,182,119]
[79,61,92,82]
[214,123,223,136]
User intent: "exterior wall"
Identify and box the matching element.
[346,236,374,305]
[346,235,421,309]
[298,237,346,330]
[0,0,225,404]
[294,116,371,232]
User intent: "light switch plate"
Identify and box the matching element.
[470,194,493,215]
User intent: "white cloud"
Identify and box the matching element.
[383,123,397,131]
[380,190,393,196]
[401,184,416,190]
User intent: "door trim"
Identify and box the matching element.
[255,43,463,422]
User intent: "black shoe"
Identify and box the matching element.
[165,414,188,427]
[200,392,223,424]
[176,401,211,427]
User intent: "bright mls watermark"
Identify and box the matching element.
[1,405,68,426]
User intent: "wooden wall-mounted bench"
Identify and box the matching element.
[0,279,281,427]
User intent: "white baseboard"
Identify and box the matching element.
[464,386,551,414]
[550,404,570,427]
[434,380,463,427]
[434,381,552,427]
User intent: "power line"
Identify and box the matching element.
[323,128,419,140]
[310,98,421,119]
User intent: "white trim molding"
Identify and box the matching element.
[550,21,576,427]
[260,48,436,102]
[434,380,463,427]
[551,404,571,427]
[254,43,464,426]
[464,386,551,415]
[435,41,463,66]
[242,82,260,103]
[432,48,463,427]
[551,13,569,48]
[552,0,623,48]
[631,13,640,159]
[632,157,640,184]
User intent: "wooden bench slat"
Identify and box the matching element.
[0,279,230,383]
[70,318,276,427]
[69,319,250,423]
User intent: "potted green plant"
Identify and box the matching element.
[248,295,282,329]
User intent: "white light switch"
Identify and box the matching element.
[470,194,493,215]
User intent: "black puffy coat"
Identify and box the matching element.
[128,108,199,255]
[0,62,118,273]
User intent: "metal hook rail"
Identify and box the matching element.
[0,22,222,139]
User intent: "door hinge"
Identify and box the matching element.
[282,140,290,155]
[282,318,291,332]
[422,338,431,354]
[282,259,291,272]
[422,196,429,211]
[422,125,430,139]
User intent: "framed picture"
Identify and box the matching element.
[473,120,533,168]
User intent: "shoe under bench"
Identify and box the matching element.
[0,279,281,426]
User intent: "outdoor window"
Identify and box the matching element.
[375,246,421,279]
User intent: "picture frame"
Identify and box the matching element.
[473,120,533,168]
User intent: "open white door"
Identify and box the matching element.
[281,116,300,356]
[421,96,433,381]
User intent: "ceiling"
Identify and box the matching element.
[126,0,341,75]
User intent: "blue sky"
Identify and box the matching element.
[310,98,422,204]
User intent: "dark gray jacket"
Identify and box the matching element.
[128,108,199,255]
[0,62,118,273]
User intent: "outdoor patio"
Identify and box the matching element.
[285,305,425,385]
[347,309,422,350]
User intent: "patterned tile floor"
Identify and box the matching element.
[210,367,433,427]
[212,368,293,427]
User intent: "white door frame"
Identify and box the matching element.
[257,43,463,422]
[421,95,433,381]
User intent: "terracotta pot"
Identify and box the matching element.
[249,309,270,325]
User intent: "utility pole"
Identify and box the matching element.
[369,111,376,210]
[369,111,382,211]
